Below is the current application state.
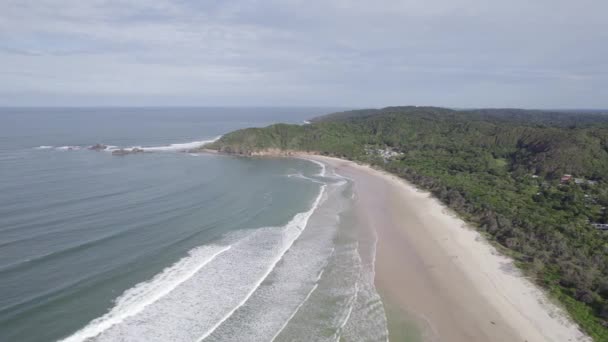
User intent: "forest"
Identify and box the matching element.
[206,106,608,340]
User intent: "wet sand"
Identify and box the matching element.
[307,155,589,342]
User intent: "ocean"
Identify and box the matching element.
[0,108,389,342]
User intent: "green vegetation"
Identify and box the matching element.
[207,106,608,340]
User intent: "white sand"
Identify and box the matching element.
[306,155,590,342]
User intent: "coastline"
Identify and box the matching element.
[301,154,590,342]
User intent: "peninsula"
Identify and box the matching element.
[203,106,608,341]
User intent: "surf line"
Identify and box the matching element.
[59,245,231,342]
[308,158,327,177]
[196,184,327,341]
[270,256,332,342]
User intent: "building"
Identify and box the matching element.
[592,223,608,230]
[365,146,403,161]
[560,174,572,183]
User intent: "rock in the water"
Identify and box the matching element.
[89,144,107,151]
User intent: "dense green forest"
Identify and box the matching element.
[206,106,608,340]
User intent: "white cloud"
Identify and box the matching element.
[0,0,607,107]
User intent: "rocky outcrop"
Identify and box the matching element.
[89,144,107,151]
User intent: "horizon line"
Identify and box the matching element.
[1,105,607,112]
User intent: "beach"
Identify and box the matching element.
[1,105,596,342]
[306,155,590,342]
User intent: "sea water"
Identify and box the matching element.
[0,107,388,341]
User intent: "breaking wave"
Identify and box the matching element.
[118,136,221,152]
[33,145,82,151]
[59,181,326,342]
[33,136,221,153]
[59,245,232,342]
[52,158,388,342]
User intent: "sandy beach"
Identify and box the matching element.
[306,155,590,342]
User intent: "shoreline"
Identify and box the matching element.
[301,154,590,342]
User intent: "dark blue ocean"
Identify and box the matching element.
[0,107,389,342]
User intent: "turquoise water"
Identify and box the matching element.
[0,108,388,341]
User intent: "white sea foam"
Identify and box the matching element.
[333,247,361,341]
[196,184,326,341]
[270,283,320,342]
[59,245,231,342]
[276,163,389,342]
[269,255,332,342]
[133,136,221,152]
[306,159,326,177]
[201,163,387,342]
[295,162,348,187]
[336,209,390,342]
[56,146,82,151]
[61,182,326,342]
[57,161,370,342]
[202,183,346,342]
[39,137,221,154]
[287,172,325,184]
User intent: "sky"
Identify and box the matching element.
[0,0,607,108]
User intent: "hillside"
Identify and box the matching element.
[205,107,608,340]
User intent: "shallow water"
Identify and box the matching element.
[0,107,389,342]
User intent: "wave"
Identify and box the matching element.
[333,205,390,342]
[59,182,326,342]
[33,136,221,154]
[59,159,387,342]
[33,145,82,151]
[306,159,326,177]
[268,164,389,342]
[287,172,325,185]
[201,178,350,341]
[270,254,332,342]
[106,136,222,153]
[196,184,326,341]
[289,161,349,189]
[58,245,231,342]
[57,146,82,151]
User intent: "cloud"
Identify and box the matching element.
[0,0,606,107]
